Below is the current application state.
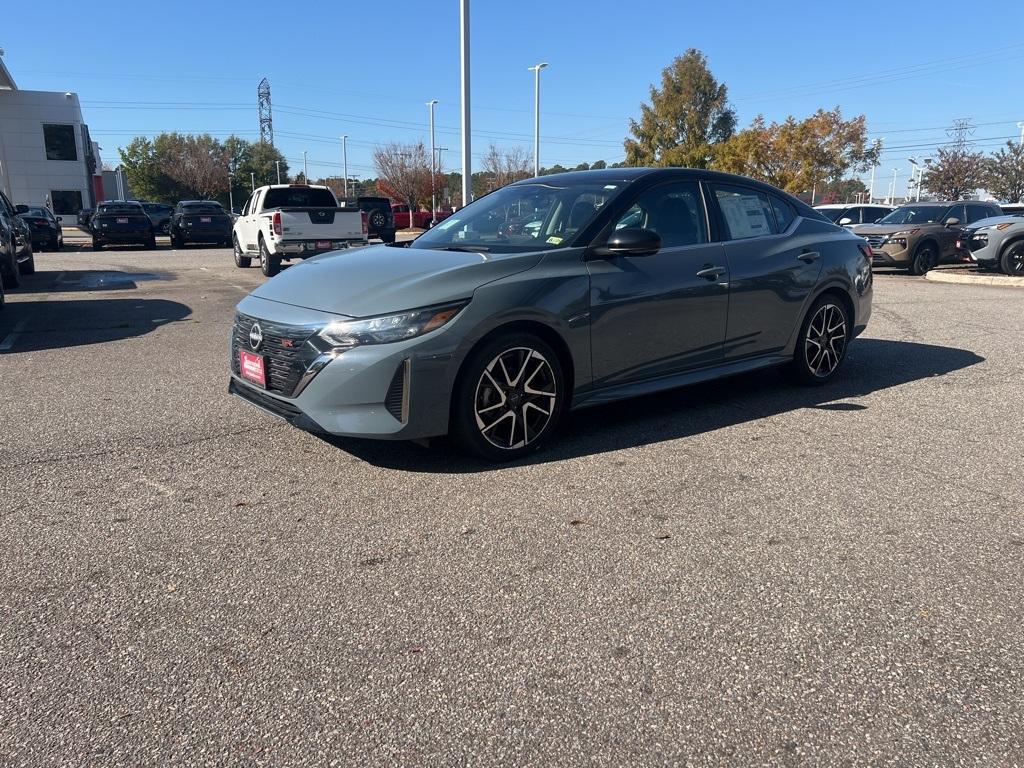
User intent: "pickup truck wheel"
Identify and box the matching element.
[233,237,251,268]
[259,238,281,277]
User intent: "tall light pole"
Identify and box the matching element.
[1018,121,1024,146]
[888,168,900,205]
[228,170,234,214]
[340,135,349,198]
[303,151,308,183]
[275,161,281,184]
[529,62,549,177]
[459,0,471,208]
[250,172,255,192]
[427,100,438,225]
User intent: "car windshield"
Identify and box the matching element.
[98,203,143,214]
[23,208,49,217]
[263,187,336,208]
[182,202,224,213]
[877,205,949,225]
[817,208,846,223]
[413,180,624,252]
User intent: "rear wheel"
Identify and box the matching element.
[92,239,103,251]
[451,333,564,461]
[1000,241,1024,276]
[19,252,35,275]
[2,254,21,289]
[146,235,157,249]
[233,237,251,267]
[259,238,281,277]
[909,242,937,275]
[784,295,851,386]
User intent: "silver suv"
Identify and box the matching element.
[960,214,1024,275]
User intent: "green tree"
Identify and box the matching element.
[624,49,736,168]
[713,108,881,194]
[234,141,289,191]
[922,144,987,201]
[985,141,1024,203]
[119,136,187,202]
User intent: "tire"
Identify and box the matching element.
[999,241,1024,276]
[2,253,21,289]
[909,242,937,276]
[147,236,157,249]
[784,295,851,386]
[19,251,35,275]
[450,332,565,461]
[0,276,4,309]
[92,239,103,251]
[259,237,281,277]
[233,237,251,268]
[382,229,396,244]
[50,236,60,251]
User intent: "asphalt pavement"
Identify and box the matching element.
[1,244,1022,766]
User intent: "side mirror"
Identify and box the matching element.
[945,217,961,227]
[590,227,662,258]
[838,217,854,226]
[15,204,28,214]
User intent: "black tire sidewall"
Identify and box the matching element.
[911,243,935,275]
[451,333,565,461]
[259,239,279,277]
[1001,243,1024,276]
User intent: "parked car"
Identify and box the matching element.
[853,200,1003,274]
[391,203,450,230]
[77,208,95,227]
[0,189,34,287]
[814,204,893,227]
[140,202,174,234]
[90,200,156,250]
[232,184,368,277]
[16,206,63,251]
[343,196,396,243]
[0,204,16,306]
[169,200,233,248]
[228,168,873,461]
[999,203,1024,216]
[959,215,1024,275]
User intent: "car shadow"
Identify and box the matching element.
[0,298,191,353]
[12,270,175,294]
[319,338,984,473]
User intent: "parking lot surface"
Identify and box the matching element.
[1,245,1023,766]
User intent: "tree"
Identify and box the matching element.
[234,141,289,190]
[985,141,1024,203]
[373,141,431,218]
[713,108,881,195]
[816,178,869,204]
[922,144,987,201]
[119,136,187,202]
[624,49,736,168]
[161,133,229,200]
[479,144,532,193]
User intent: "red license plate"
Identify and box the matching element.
[238,350,266,387]
[116,217,129,224]
[316,240,331,250]
[200,216,212,223]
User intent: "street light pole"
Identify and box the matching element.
[340,136,349,199]
[228,170,234,214]
[529,62,549,177]
[459,0,471,208]
[303,151,308,183]
[427,100,438,225]
[275,161,281,184]
[250,172,255,192]
[1018,121,1024,146]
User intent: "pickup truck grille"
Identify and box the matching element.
[231,313,318,397]
[864,234,888,248]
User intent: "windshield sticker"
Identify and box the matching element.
[546,236,563,245]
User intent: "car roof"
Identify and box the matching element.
[180,199,222,204]
[814,203,890,209]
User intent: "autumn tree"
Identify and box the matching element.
[479,144,532,193]
[816,178,869,204]
[373,141,431,216]
[985,141,1024,203]
[713,108,881,195]
[921,144,987,201]
[161,133,229,199]
[624,49,736,168]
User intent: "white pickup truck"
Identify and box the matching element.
[232,184,367,276]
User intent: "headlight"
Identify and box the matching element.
[317,301,467,350]
[889,229,920,239]
[979,223,1014,231]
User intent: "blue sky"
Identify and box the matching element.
[5,0,1024,197]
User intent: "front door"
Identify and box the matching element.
[587,180,729,389]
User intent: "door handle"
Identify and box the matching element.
[798,250,820,263]
[696,265,726,280]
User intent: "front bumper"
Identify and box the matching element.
[870,244,910,267]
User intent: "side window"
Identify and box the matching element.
[944,204,966,224]
[770,196,796,230]
[611,181,708,248]
[712,184,776,239]
[965,205,986,224]
[867,208,886,223]
[240,195,252,216]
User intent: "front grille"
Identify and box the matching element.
[231,313,318,397]
[384,360,409,422]
[864,234,888,248]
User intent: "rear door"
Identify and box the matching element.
[711,184,824,360]
[587,179,729,387]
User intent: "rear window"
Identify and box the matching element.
[263,187,337,208]
[770,196,796,230]
[712,185,776,239]
[23,208,50,218]
[182,202,225,213]
[98,203,144,214]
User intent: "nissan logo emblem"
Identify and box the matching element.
[249,323,263,350]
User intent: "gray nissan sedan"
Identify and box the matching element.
[229,169,872,461]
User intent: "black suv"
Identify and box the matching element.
[91,201,156,250]
[345,196,395,243]
[169,200,232,247]
[140,202,173,234]
[0,189,34,288]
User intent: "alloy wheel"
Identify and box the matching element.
[1003,243,1024,276]
[474,346,557,450]
[804,303,847,378]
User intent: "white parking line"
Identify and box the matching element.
[0,318,28,351]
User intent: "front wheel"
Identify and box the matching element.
[259,238,281,277]
[909,243,937,276]
[19,252,35,275]
[233,237,251,267]
[1000,241,1024,276]
[2,254,21,289]
[451,333,564,461]
[784,296,851,386]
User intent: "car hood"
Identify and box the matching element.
[852,223,943,235]
[968,215,1024,230]
[249,244,544,317]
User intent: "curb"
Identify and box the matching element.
[925,269,1024,288]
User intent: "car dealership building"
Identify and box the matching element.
[0,53,104,225]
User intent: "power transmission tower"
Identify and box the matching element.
[947,118,975,149]
[258,78,274,146]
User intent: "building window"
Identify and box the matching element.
[51,190,84,215]
[43,124,78,161]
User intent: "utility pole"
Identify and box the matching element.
[529,62,549,177]
[1018,121,1024,146]
[303,151,308,183]
[340,136,349,198]
[459,0,471,208]
[427,100,438,225]
[275,161,281,184]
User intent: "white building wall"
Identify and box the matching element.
[0,88,98,225]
